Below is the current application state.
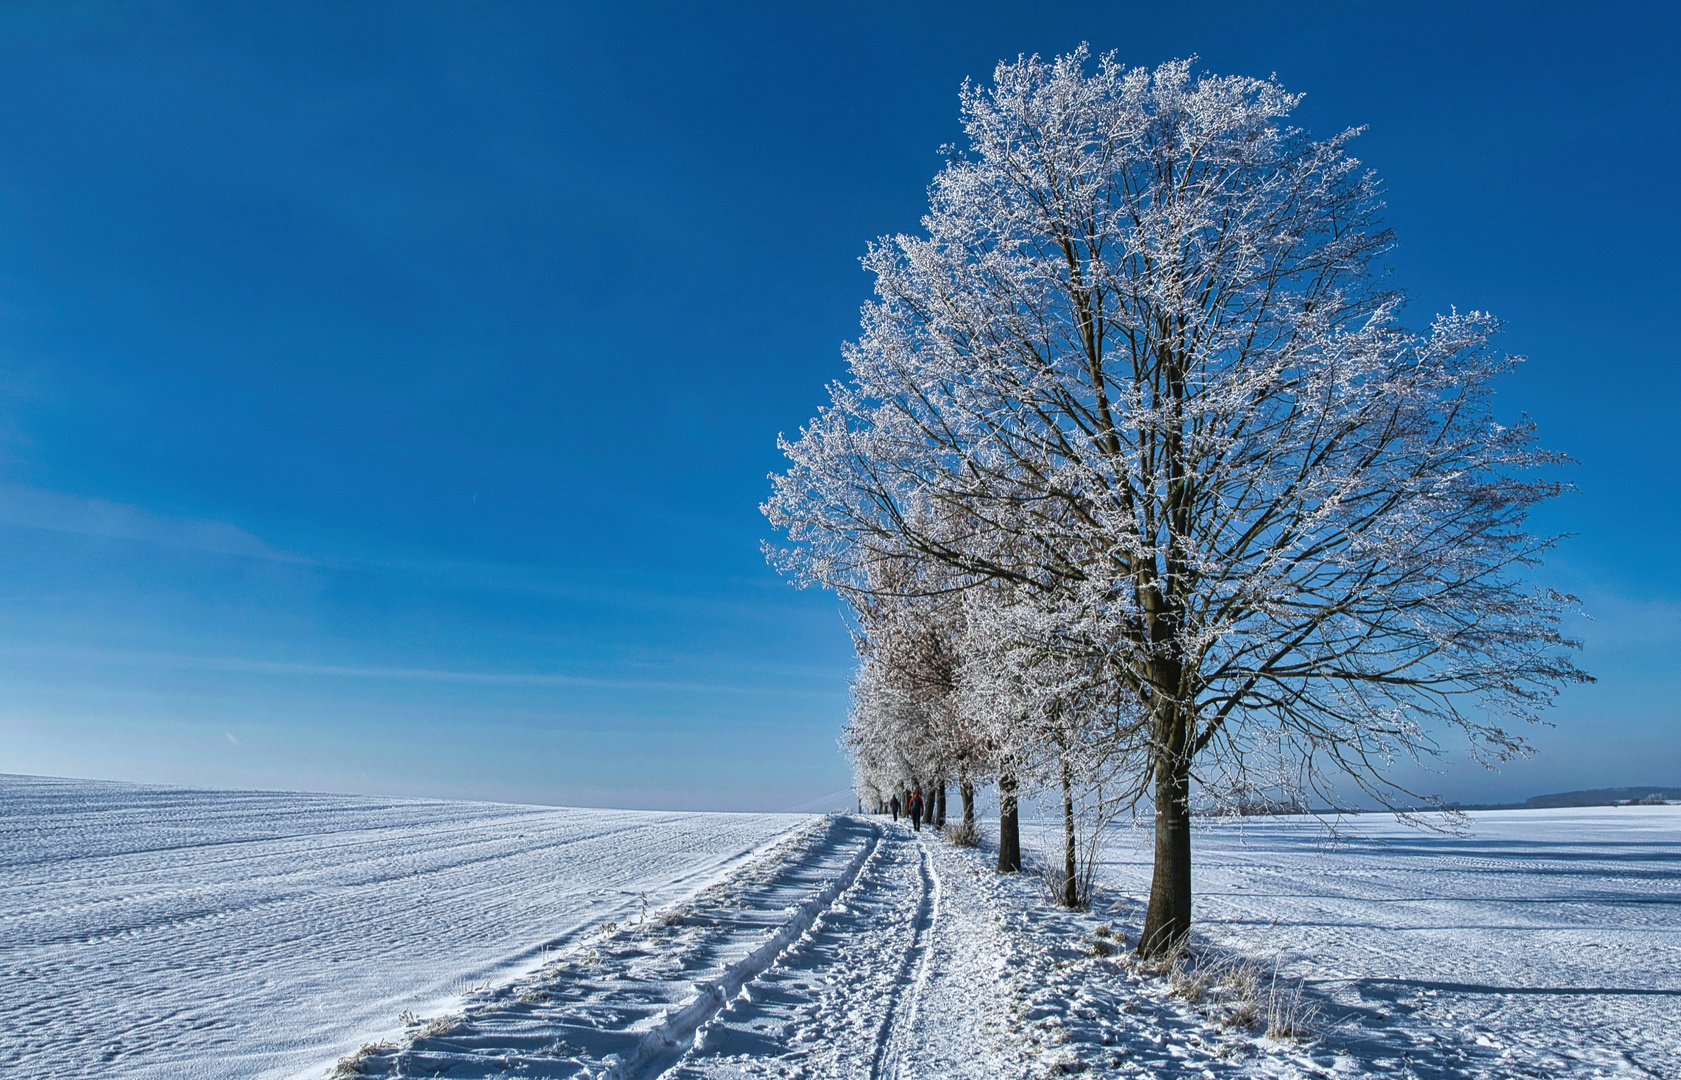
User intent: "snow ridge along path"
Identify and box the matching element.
[345,818,1024,1080]
[345,815,880,1078]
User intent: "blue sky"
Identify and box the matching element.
[0,0,1674,810]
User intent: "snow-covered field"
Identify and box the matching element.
[0,775,806,1079]
[6,775,1677,1080]
[1076,805,1681,1078]
[323,804,1681,1080]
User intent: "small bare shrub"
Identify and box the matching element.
[944,818,979,847]
[1221,996,1259,1029]
[1208,959,1264,1028]
[1089,937,1116,958]
[1140,939,1318,1039]
[1032,828,1101,910]
[1218,962,1262,1003]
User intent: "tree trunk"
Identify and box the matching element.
[1061,759,1078,908]
[1137,721,1193,957]
[997,773,1021,872]
[961,777,976,827]
[935,784,947,829]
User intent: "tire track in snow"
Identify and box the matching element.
[612,822,882,1080]
[654,821,953,1080]
[341,816,878,1080]
[868,832,940,1080]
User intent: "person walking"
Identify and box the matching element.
[890,793,900,822]
[908,789,923,832]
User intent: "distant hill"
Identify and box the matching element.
[1450,786,1681,811]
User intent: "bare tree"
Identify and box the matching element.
[766,49,1588,957]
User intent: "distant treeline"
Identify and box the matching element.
[1449,786,1681,811]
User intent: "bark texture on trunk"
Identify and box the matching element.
[960,777,976,827]
[934,784,947,829]
[997,773,1021,872]
[1137,713,1193,957]
[1061,760,1078,908]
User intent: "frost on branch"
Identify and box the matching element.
[764,47,1588,954]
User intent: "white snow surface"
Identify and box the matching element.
[345,805,1681,1080]
[343,811,1024,1079]
[0,774,807,1080]
[8,776,1678,1080]
[1066,804,1681,1078]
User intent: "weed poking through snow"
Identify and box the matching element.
[1262,976,1320,1042]
[944,817,980,847]
[1151,943,1319,1042]
[328,1041,391,1078]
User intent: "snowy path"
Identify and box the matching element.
[347,818,1029,1079]
[0,775,806,1080]
[665,819,1017,1079]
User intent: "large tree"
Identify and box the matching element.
[765,49,1587,956]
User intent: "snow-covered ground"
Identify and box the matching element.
[0,775,806,1079]
[343,812,1026,1079]
[326,805,1681,1080]
[1070,805,1681,1078]
[7,776,1677,1080]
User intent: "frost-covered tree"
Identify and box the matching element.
[841,558,986,831]
[765,49,1587,957]
[957,586,1145,899]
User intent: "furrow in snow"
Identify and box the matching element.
[0,776,809,1080]
[868,835,938,1080]
[660,821,1005,1080]
[339,815,877,1080]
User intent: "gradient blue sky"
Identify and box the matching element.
[0,1,1674,811]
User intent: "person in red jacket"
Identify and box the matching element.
[907,789,923,831]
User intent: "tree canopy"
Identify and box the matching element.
[765,48,1587,956]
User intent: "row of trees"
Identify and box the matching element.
[765,49,1587,957]
[842,560,1131,905]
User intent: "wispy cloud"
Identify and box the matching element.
[0,643,842,698]
[0,483,301,561]
[1567,590,1681,652]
